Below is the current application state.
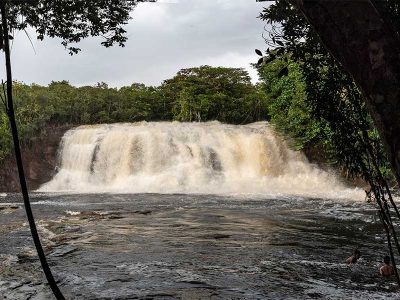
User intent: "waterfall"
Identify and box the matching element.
[39,121,360,198]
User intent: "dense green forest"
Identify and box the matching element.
[257,56,393,181]
[257,1,396,183]
[0,62,393,181]
[0,65,268,162]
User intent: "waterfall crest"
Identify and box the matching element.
[39,121,360,198]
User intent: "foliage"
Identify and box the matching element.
[0,112,11,161]
[5,0,147,54]
[257,1,395,181]
[0,66,265,164]
[162,65,267,123]
[257,57,320,151]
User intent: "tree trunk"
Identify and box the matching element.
[289,0,400,186]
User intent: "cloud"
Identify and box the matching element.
[1,0,268,87]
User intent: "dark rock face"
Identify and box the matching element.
[0,125,69,192]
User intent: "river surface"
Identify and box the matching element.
[0,192,399,299]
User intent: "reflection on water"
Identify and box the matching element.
[0,193,398,299]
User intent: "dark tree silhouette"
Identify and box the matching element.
[289,0,400,186]
[288,0,400,285]
[258,0,400,284]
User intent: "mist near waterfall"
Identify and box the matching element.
[39,121,361,199]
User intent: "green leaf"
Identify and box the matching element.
[277,67,288,78]
[276,47,285,56]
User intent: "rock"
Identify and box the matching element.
[133,210,152,215]
[49,245,77,257]
[203,233,231,240]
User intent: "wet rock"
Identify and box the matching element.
[170,224,185,227]
[203,233,231,240]
[179,280,210,286]
[76,210,124,221]
[0,125,69,192]
[307,292,323,298]
[134,210,152,215]
[0,205,20,210]
[0,204,21,214]
[138,292,178,299]
[16,248,37,263]
[50,245,77,257]
[108,214,124,220]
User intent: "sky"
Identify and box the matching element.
[2,0,268,88]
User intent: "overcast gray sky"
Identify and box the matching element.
[3,0,268,88]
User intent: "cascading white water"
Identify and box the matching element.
[39,121,361,198]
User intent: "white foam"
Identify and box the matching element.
[39,121,363,200]
[65,210,81,216]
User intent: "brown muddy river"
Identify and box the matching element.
[0,192,399,299]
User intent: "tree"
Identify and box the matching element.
[258,1,390,181]
[258,0,400,284]
[285,0,400,283]
[288,0,400,185]
[6,0,142,54]
[257,57,321,152]
[161,65,266,123]
[0,1,152,298]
